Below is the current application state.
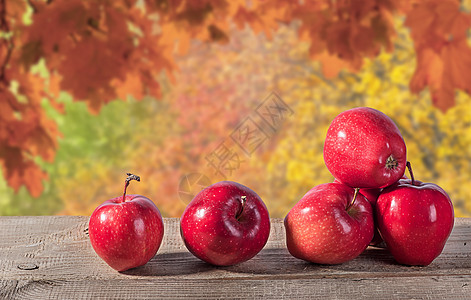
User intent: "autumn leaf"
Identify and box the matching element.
[441,39,471,93]
[24,0,94,58]
[406,0,471,111]
[292,0,396,81]
[410,48,443,94]
[233,5,282,38]
[0,84,56,197]
[311,50,351,79]
[2,147,48,197]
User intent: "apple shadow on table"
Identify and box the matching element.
[224,246,436,277]
[121,248,312,277]
[121,251,214,277]
[122,245,462,277]
[218,247,394,277]
[361,246,470,271]
[221,247,320,276]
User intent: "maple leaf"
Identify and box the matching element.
[434,1,471,40]
[58,38,126,110]
[0,82,54,197]
[442,39,471,93]
[311,50,352,79]
[24,0,94,58]
[233,1,287,39]
[292,0,396,80]
[410,46,457,112]
[112,72,144,101]
[1,146,48,197]
[410,48,443,95]
[406,0,471,112]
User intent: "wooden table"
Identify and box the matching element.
[0,217,470,299]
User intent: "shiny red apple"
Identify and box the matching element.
[375,162,454,266]
[285,182,374,264]
[333,178,383,246]
[324,107,407,188]
[180,181,270,266]
[89,173,164,272]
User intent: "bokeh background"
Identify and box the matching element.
[1,0,470,217]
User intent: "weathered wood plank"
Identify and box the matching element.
[1,276,470,300]
[0,217,470,299]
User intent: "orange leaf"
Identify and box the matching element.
[112,72,144,101]
[233,3,284,39]
[58,37,126,107]
[312,51,350,79]
[406,0,471,111]
[25,0,94,57]
[435,1,471,40]
[410,48,444,94]
[404,1,436,40]
[1,147,48,198]
[430,79,455,113]
[351,24,379,58]
[325,21,354,61]
[441,40,471,93]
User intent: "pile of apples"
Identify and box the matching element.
[88,107,454,272]
[285,107,454,266]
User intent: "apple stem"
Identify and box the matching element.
[346,188,360,211]
[236,196,247,220]
[122,173,140,202]
[406,161,415,185]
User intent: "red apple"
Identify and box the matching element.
[375,162,454,266]
[180,181,270,266]
[89,173,164,272]
[333,178,383,246]
[284,182,374,264]
[324,107,407,189]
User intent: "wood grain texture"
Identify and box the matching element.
[0,217,470,299]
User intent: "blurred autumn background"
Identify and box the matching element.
[1,0,470,218]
